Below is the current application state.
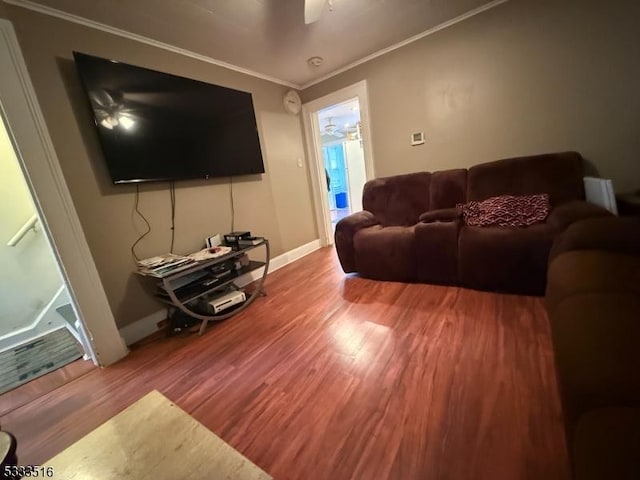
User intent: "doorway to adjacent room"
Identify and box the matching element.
[0,113,92,397]
[302,81,375,246]
[318,98,367,231]
[0,19,132,408]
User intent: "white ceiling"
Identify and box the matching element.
[14,0,504,87]
[318,98,360,127]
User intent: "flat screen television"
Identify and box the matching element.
[73,52,265,184]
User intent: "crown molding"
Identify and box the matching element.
[299,0,509,90]
[3,0,509,92]
[2,0,299,89]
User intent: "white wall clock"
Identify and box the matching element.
[283,90,302,115]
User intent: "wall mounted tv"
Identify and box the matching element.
[73,52,265,184]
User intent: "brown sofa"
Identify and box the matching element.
[545,216,640,479]
[335,152,611,295]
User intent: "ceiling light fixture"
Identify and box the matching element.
[324,118,337,134]
[307,56,323,67]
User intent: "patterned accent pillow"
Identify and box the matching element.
[457,194,550,227]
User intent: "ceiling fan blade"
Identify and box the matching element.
[94,109,109,120]
[305,0,326,24]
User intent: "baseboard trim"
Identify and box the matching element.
[266,238,323,274]
[118,309,167,347]
[118,238,322,345]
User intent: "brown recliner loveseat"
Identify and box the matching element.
[335,151,612,295]
[546,216,640,479]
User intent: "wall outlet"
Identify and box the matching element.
[297,157,303,168]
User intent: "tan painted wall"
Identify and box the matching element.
[1,6,317,327]
[0,118,63,336]
[302,0,640,193]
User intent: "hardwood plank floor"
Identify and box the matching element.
[0,247,570,480]
[0,359,95,417]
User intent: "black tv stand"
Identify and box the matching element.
[138,240,270,335]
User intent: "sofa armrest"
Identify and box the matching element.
[547,201,612,232]
[550,293,640,431]
[336,210,379,235]
[419,208,461,223]
[549,217,640,263]
[334,211,379,272]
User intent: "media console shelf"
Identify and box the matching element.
[138,239,270,335]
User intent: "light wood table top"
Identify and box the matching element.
[0,432,9,453]
[0,431,14,458]
[46,390,272,480]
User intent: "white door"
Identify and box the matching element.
[344,140,366,213]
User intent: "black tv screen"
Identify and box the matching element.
[73,52,265,184]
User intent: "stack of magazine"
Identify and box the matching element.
[137,254,197,278]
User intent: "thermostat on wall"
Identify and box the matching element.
[411,132,425,146]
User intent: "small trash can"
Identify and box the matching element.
[335,192,348,209]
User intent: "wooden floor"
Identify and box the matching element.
[0,358,94,417]
[0,247,570,480]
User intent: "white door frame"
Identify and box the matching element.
[302,80,375,247]
[0,20,129,366]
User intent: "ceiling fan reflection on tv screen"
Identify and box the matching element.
[73,51,265,184]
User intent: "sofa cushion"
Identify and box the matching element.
[430,169,467,210]
[549,293,640,429]
[362,172,431,227]
[546,251,640,311]
[415,221,459,285]
[467,151,584,206]
[573,407,640,480]
[458,223,555,294]
[459,193,550,227]
[353,225,416,281]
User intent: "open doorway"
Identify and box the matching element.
[318,99,367,231]
[302,81,375,246]
[0,19,128,371]
[0,115,92,397]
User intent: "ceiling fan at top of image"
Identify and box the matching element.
[305,0,334,24]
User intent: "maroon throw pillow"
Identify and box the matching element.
[457,194,550,227]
